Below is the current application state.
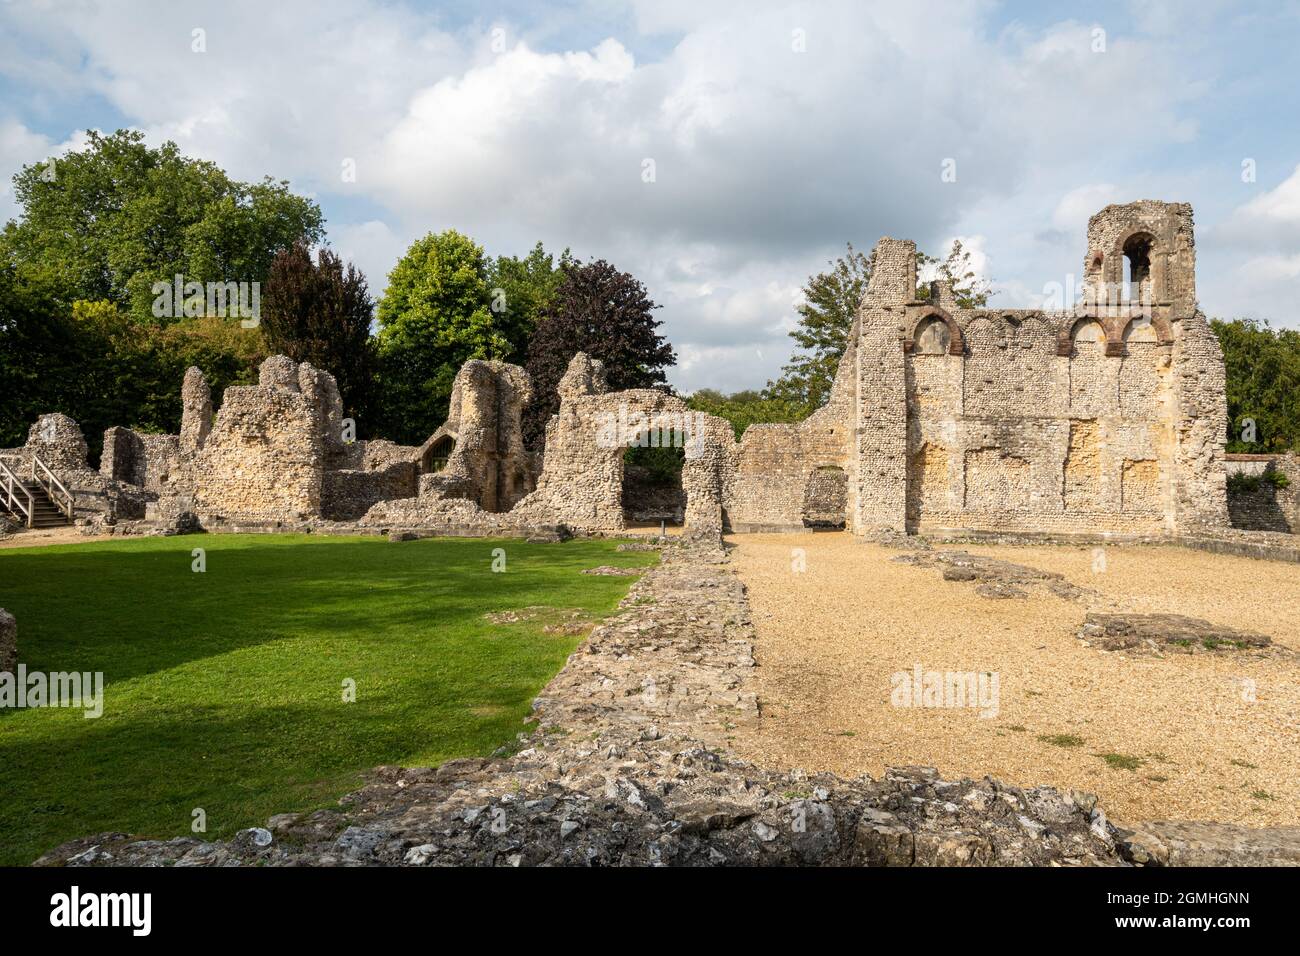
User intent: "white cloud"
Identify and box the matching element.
[0,119,53,222]
[1050,184,1122,234]
[0,120,91,225]
[1217,164,1300,248]
[0,0,1249,391]
[1197,165,1300,323]
[1238,253,1300,283]
[328,220,409,299]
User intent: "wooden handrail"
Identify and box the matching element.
[31,453,75,521]
[0,459,34,528]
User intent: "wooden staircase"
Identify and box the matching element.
[1,456,74,528]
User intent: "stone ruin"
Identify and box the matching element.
[1,413,151,524]
[0,608,16,675]
[727,200,1228,536]
[362,352,737,537]
[1224,452,1299,534]
[5,200,1285,545]
[415,360,535,514]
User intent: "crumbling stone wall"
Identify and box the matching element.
[847,201,1229,537]
[182,358,329,521]
[18,413,90,472]
[180,366,213,457]
[510,354,735,533]
[1226,453,1299,533]
[416,360,535,513]
[0,608,16,675]
[5,202,1235,543]
[166,357,420,525]
[1,414,148,522]
[726,324,856,531]
[322,463,419,521]
[100,427,179,492]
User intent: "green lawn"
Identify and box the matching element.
[0,533,655,866]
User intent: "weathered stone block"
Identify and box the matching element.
[0,608,16,674]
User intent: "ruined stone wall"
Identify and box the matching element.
[852,241,915,535]
[416,360,534,513]
[1227,453,1299,534]
[848,201,1228,537]
[4,200,1233,543]
[894,311,1180,534]
[10,357,461,532]
[729,422,849,531]
[21,413,90,472]
[727,326,855,531]
[180,358,330,521]
[322,462,419,521]
[1,414,148,521]
[101,427,180,492]
[508,354,735,533]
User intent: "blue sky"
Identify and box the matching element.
[3,0,1299,392]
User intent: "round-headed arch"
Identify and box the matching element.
[905,309,964,355]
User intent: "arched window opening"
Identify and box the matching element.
[1122,316,1157,344]
[1071,319,1105,344]
[913,316,950,355]
[423,436,455,472]
[1123,234,1153,301]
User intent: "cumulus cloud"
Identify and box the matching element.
[1216,164,1300,249]
[0,119,92,224]
[0,119,53,221]
[1199,165,1300,322]
[0,0,1264,391]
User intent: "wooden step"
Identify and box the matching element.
[4,481,72,526]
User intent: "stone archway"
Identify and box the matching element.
[422,435,454,473]
[622,441,686,527]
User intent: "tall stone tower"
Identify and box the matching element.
[1081,200,1197,317]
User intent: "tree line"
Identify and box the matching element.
[0,131,674,456]
[3,130,1295,459]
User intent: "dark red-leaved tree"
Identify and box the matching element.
[523,259,676,449]
[261,241,377,431]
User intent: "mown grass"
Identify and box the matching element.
[0,533,655,866]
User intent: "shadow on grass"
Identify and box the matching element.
[0,694,522,865]
[0,535,652,683]
[0,533,656,866]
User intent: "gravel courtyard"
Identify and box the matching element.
[729,533,1300,827]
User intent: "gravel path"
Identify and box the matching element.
[729,533,1300,828]
[0,528,103,549]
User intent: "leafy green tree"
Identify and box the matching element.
[523,259,675,449]
[1212,317,1300,452]
[686,388,804,441]
[915,238,992,309]
[486,242,571,359]
[767,239,993,417]
[262,241,377,431]
[0,270,84,448]
[1,265,262,458]
[375,230,505,444]
[1,129,323,322]
[766,242,872,414]
[65,301,263,455]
